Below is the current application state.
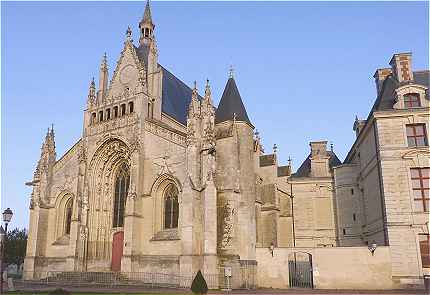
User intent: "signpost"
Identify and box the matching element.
[224,266,232,293]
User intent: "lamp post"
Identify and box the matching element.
[287,157,296,248]
[1,208,13,295]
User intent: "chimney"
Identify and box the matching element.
[309,141,330,177]
[389,52,413,83]
[373,68,392,94]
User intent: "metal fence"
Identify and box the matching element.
[21,268,255,290]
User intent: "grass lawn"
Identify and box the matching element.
[6,291,192,295]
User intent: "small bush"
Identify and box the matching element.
[48,288,71,295]
[191,269,208,294]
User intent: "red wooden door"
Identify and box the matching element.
[111,231,124,272]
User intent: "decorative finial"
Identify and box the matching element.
[204,79,211,99]
[254,129,260,139]
[100,53,108,71]
[330,142,334,152]
[233,112,237,122]
[229,65,234,79]
[288,156,293,173]
[273,143,278,154]
[126,26,133,41]
[193,80,197,89]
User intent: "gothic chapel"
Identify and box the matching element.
[24,1,265,282]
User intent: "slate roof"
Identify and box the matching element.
[215,78,251,125]
[134,44,204,125]
[292,151,341,178]
[160,65,201,125]
[372,71,430,112]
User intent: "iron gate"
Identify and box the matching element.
[288,252,313,289]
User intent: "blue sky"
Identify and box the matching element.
[1,1,429,229]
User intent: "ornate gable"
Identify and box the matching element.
[106,39,147,101]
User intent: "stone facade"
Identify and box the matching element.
[23,2,429,290]
[334,52,430,289]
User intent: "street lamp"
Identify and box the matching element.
[1,208,13,295]
[269,242,275,257]
[2,209,13,232]
[368,241,377,256]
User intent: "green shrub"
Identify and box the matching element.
[190,269,208,294]
[48,288,71,295]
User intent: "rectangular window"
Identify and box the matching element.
[404,93,421,108]
[406,124,428,147]
[419,234,430,268]
[411,168,430,212]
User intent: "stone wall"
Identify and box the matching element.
[256,246,393,289]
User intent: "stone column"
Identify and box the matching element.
[202,152,218,283]
[122,146,140,272]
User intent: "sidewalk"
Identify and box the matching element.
[9,281,429,295]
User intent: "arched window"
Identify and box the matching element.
[129,101,134,114]
[164,184,179,229]
[113,106,119,118]
[120,104,126,116]
[99,110,104,122]
[64,198,73,235]
[113,163,129,228]
[91,112,97,124]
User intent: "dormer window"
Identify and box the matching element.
[404,93,421,108]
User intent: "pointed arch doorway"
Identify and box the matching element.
[111,163,129,272]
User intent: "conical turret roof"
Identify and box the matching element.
[215,77,251,125]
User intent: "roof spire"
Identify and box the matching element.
[143,0,153,24]
[139,0,155,46]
